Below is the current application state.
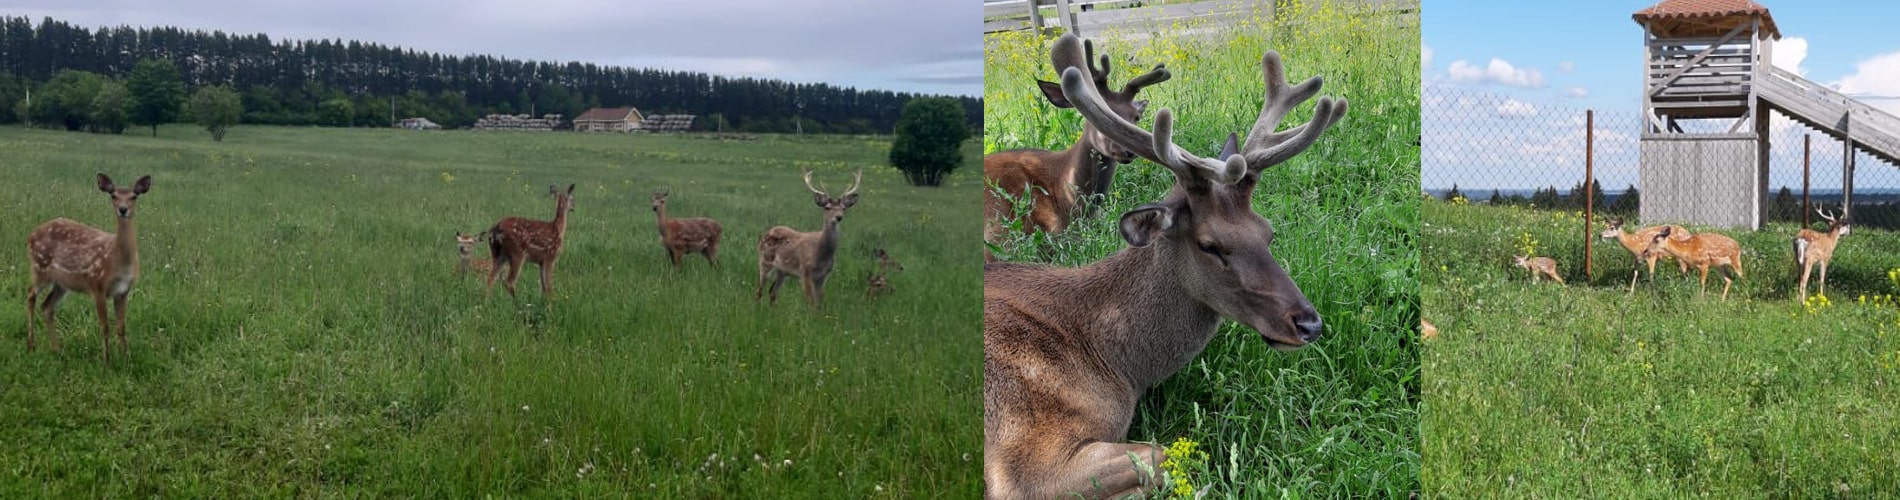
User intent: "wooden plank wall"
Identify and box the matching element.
[1640,135,1763,229]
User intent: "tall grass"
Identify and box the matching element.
[984,1,1420,496]
[0,125,980,497]
[1422,199,1900,496]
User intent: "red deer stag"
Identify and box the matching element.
[983,39,1169,261]
[985,34,1347,499]
[755,169,860,307]
[26,173,152,364]
[651,190,723,269]
[487,184,575,305]
[865,248,904,299]
[1794,208,1850,301]
[1599,218,1683,293]
[1645,226,1744,300]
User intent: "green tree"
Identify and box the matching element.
[35,70,106,131]
[1771,186,1798,223]
[127,58,184,137]
[185,85,242,142]
[1443,184,1463,202]
[318,98,353,127]
[0,73,25,123]
[1608,184,1641,215]
[90,80,131,134]
[889,97,969,187]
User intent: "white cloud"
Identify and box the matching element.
[1496,98,1538,118]
[1557,61,1575,73]
[1447,58,1546,89]
[1773,37,1808,76]
[1423,45,1434,68]
[1564,86,1588,98]
[1836,50,1900,117]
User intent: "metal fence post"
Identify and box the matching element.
[1584,109,1595,280]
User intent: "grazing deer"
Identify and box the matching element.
[455,231,494,278]
[865,248,905,299]
[1513,255,1564,284]
[985,35,1347,499]
[755,169,860,307]
[25,173,152,364]
[983,39,1170,261]
[1794,208,1850,301]
[1645,226,1744,300]
[1599,218,1684,293]
[486,184,575,304]
[651,190,723,269]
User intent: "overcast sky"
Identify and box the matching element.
[2,0,981,97]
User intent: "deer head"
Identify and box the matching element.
[456,231,479,255]
[802,169,862,224]
[98,173,152,220]
[874,248,904,274]
[1818,208,1851,236]
[551,184,576,214]
[1055,34,1346,349]
[1035,38,1169,165]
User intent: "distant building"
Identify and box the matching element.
[573,107,643,132]
[397,117,441,130]
[642,114,697,133]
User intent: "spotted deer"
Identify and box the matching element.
[865,248,904,299]
[1645,226,1744,300]
[985,35,1346,499]
[25,173,152,364]
[487,184,574,304]
[652,190,723,269]
[983,39,1169,261]
[755,169,860,307]
[1794,208,1850,301]
[455,231,494,278]
[1599,218,1683,293]
[1513,255,1564,284]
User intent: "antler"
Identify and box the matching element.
[1236,51,1349,174]
[1121,63,1169,96]
[1047,34,1240,187]
[801,168,827,197]
[841,169,863,198]
[1818,208,1837,223]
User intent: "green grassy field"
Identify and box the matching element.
[1422,199,1900,496]
[0,125,980,497]
[984,1,1420,497]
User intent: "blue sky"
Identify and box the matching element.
[1423,0,1900,190]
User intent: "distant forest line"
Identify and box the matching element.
[0,16,981,133]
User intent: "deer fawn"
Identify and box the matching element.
[651,190,723,269]
[1794,208,1850,301]
[1513,255,1564,284]
[865,248,904,299]
[455,231,494,278]
[755,169,860,307]
[1645,226,1744,300]
[985,35,1346,499]
[26,173,152,364]
[983,39,1169,261]
[1599,218,1684,293]
[486,184,575,305]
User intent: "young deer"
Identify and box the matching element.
[1794,208,1850,301]
[983,39,1169,261]
[26,173,152,364]
[1513,255,1564,284]
[755,169,860,307]
[487,184,575,304]
[1645,226,1745,300]
[455,231,494,278]
[985,35,1347,499]
[651,190,723,269]
[865,248,904,299]
[1599,218,1683,293]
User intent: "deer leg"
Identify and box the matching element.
[485,258,505,297]
[670,248,682,269]
[810,274,829,308]
[539,262,555,304]
[42,286,66,352]
[1819,262,1829,298]
[1038,441,1168,499]
[503,257,522,300]
[25,281,38,352]
[1798,263,1813,301]
[1629,268,1639,295]
[1721,271,1733,301]
[93,295,110,365]
[754,262,772,300]
[705,242,719,267]
[1698,265,1710,298]
[113,293,129,355]
[768,272,790,305]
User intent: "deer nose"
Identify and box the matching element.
[1293,314,1323,343]
[117,207,130,218]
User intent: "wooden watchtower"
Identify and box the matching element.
[1633,0,1780,229]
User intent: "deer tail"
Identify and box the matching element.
[1793,237,1808,268]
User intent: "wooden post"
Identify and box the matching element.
[1055,0,1080,36]
[1802,134,1811,228]
[1029,0,1047,36]
[1584,110,1595,280]
[1844,111,1855,218]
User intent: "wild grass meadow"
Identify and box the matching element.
[0,125,980,497]
[1422,199,1900,496]
[984,0,1421,496]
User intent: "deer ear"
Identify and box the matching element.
[97,173,114,193]
[813,193,829,207]
[133,175,151,195]
[1118,203,1174,248]
[1218,133,1240,160]
[548,184,558,195]
[1133,99,1149,116]
[841,193,859,208]
[567,184,576,195]
[1037,80,1074,109]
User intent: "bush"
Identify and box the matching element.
[186,85,243,142]
[889,97,969,186]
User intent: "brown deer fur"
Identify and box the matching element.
[1794,208,1850,301]
[651,191,723,268]
[1645,226,1745,300]
[456,231,494,278]
[487,184,575,303]
[865,248,904,299]
[984,40,1169,261]
[26,173,152,364]
[985,35,1346,499]
[1599,219,1683,293]
[755,169,860,307]
[1513,255,1564,284]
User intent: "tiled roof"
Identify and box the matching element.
[574,107,638,122]
[1633,0,1779,39]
